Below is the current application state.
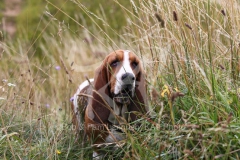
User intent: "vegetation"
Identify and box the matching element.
[16,0,132,40]
[0,0,240,159]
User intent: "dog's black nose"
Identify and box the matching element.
[121,73,135,83]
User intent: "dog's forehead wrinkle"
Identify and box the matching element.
[122,51,134,74]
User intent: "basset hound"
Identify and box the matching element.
[71,50,148,159]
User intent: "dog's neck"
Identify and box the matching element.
[108,102,129,125]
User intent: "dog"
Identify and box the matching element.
[71,50,148,159]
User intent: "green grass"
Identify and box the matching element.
[0,0,240,159]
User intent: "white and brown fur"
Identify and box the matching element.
[71,50,148,159]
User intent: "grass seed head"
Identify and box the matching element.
[154,13,165,27]
[221,9,226,16]
[173,11,178,21]
[185,23,192,30]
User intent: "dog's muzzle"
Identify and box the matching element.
[114,72,135,104]
[114,84,134,104]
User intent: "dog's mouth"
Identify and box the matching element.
[113,85,134,104]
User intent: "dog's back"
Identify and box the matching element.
[71,79,94,132]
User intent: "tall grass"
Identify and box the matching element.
[0,0,240,159]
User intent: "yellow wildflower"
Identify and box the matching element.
[174,87,179,92]
[161,85,170,97]
[56,150,61,154]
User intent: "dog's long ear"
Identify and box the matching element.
[129,62,148,121]
[90,57,112,124]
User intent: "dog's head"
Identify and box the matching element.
[90,50,147,123]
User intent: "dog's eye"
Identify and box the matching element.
[131,62,138,68]
[110,60,119,67]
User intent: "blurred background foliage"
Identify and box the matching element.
[14,0,134,40]
[0,0,136,59]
